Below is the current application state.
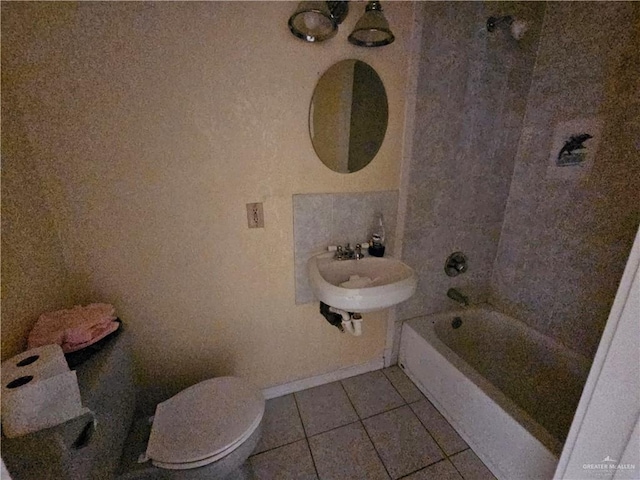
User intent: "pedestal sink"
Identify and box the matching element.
[308,252,418,313]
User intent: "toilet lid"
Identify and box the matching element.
[146,376,264,469]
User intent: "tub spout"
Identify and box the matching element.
[447,288,469,307]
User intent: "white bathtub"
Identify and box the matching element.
[399,306,590,480]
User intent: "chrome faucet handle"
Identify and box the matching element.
[354,244,364,260]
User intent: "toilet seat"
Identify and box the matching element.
[145,376,264,470]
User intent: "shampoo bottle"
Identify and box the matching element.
[368,213,386,257]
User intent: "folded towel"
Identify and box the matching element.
[28,304,118,353]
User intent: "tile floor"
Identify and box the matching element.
[247,367,497,480]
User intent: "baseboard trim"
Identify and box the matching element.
[262,357,385,399]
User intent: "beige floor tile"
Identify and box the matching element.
[402,459,464,480]
[253,394,305,454]
[410,399,468,455]
[363,405,444,479]
[383,366,424,403]
[450,449,497,480]
[294,381,358,436]
[309,422,389,480]
[250,439,318,480]
[342,370,405,418]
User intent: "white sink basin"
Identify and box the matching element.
[308,252,418,313]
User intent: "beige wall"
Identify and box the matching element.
[2,2,414,408]
[1,111,82,359]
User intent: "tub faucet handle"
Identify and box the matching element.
[445,252,468,277]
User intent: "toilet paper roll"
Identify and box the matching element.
[1,344,70,387]
[1,370,90,438]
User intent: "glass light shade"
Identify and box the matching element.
[348,2,395,47]
[288,2,338,42]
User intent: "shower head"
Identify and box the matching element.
[487,15,528,40]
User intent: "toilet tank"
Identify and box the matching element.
[2,333,137,480]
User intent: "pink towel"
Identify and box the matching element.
[28,303,120,353]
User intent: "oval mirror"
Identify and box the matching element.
[309,60,388,173]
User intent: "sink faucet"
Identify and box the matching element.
[334,243,365,260]
[447,288,469,307]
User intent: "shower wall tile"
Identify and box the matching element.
[531,2,634,84]
[398,1,546,321]
[402,1,638,358]
[293,191,398,304]
[398,270,493,321]
[490,2,640,359]
[397,223,501,320]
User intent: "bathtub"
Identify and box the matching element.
[398,306,590,480]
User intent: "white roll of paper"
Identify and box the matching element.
[1,344,69,386]
[1,345,88,438]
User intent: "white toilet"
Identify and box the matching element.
[1,333,265,480]
[126,376,264,479]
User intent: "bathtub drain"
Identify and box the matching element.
[452,317,463,329]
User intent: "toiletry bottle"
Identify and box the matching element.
[368,214,386,257]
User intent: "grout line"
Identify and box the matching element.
[407,402,451,459]
[338,381,394,480]
[306,418,361,440]
[358,419,393,480]
[303,437,321,480]
[449,454,467,479]
[448,448,488,480]
[352,376,406,418]
[381,365,416,405]
[341,370,409,419]
[292,392,309,438]
[391,368,473,460]
[447,446,470,458]
[396,458,454,479]
[292,392,321,479]
[383,364,431,405]
[250,437,308,458]
[357,402,409,421]
[396,371,472,463]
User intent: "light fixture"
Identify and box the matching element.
[288,1,349,43]
[288,1,394,47]
[348,1,394,47]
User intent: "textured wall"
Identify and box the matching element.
[397,2,545,320]
[490,2,640,359]
[0,114,83,359]
[1,1,415,410]
[399,1,639,361]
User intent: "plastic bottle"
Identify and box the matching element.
[368,213,386,257]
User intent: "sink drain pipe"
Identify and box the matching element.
[329,307,363,336]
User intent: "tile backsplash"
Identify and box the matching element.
[293,191,399,304]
